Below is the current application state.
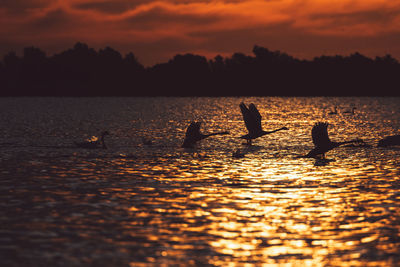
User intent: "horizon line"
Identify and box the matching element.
[1,42,399,68]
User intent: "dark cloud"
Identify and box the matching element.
[0,0,49,14]
[74,0,149,14]
[2,0,400,66]
[73,0,218,15]
[310,9,400,28]
[26,9,79,33]
[120,6,220,30]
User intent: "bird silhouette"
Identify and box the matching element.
[74,131,110,149]
[303,122,362,158]
[239,102,288,145]
[328,106,338,115]
[182,122,229,148]
[377,135,400,147]
[343,107,356,114]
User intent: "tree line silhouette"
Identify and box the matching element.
[1,42,399,96]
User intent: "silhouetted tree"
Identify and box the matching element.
[209,55,226,92]
[20,46,49,94]
[209,55,225,73]
[1,43,399,96]
[251,45,302,94]
[149,53,211,95]
[49,42,98,95]
[122,52,145,94]
[2,51,22,95]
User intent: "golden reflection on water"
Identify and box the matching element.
[113,149,400,266]
[129,161,398,263]
[1,97,400,266]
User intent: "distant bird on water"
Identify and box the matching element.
[343,107,356,114]
[302,122,362,159]
[239,102,288,145]
[377,135,400,147]
[74,131,110,149]
[182,122,229,148]
[142,137,153,146]
[328,106,338,115]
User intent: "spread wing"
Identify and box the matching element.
[248,103,262,130]
[312,122,331,147]
[240,102,262,134]
[185,122,201,138]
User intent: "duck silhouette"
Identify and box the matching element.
[142,137,153,146]
[74,131,110,149]
[182,122,229,148]
[328,106,338,115]
[239,102,288,145]
[343,107,356,114]
[303,122,362,158]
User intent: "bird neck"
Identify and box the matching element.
[263,127,286,135]
[204,131,229,137]
[337,139,360,146]
[101,135,107,149]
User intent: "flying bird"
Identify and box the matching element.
[239,102,288,145]
[377,135,400,147]
[182,122,229,148]
[74,131,110,149]
[303,122,362,158]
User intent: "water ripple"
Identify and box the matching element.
[0,97,399,266]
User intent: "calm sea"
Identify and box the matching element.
[1,97,399,266]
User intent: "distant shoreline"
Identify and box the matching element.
[1,43,399,97]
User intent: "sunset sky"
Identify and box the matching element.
[1,0,400,66]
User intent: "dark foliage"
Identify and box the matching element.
[1,43,399,96]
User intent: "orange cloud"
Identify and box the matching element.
[1,0,400,65]
[291,0,400,36]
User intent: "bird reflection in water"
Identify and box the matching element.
[313,158,335,166]
[232,149,245,158]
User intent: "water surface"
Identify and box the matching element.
[1,97,399,266]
